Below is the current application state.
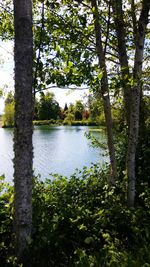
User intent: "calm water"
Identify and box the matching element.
[0,125,108,182]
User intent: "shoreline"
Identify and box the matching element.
[1,120,103,128]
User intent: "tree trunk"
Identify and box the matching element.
[111,0,131,128]
[127,0,150,207]
[13,0,33,261]
[91,0,117,183]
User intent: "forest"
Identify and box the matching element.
[0,0,150,266]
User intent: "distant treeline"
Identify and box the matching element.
[2,91,132,127]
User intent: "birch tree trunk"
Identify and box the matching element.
[127,0,150,207]
[13,0,33,261]
[91,0,117,183]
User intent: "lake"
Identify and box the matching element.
[0,125,108,183]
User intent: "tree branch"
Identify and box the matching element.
[131,0,138,44]
[0,4,13,16]
[104,0,111,56]
[35,85,89,94]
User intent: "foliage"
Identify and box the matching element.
[37,92,61,120]
[85,130,108,150]
[0,88,3,97]
[136,126,150,194]
[2,103,14,127]
[63,113,74,125]
[0,1,14,40]
[0,176,16,266]
[33,119,61,126]
[0,0,150,264]
[1,90,104,127]
[113,123,150,203]
[63,100,86,122]
[74,100,84,120]
[87,94,107,125]
[0,164,150,266]
[64,103,68,112]
[2,92,14,127]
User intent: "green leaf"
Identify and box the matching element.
[68,61,73,67]
[79,224,87,231]
[97,71,103,80]
[84,236,94,244]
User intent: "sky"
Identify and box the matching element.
[0,40,89,114]
[0,41,14,113]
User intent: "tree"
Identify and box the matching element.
[5,91,14,104]
[83,109,89,120]
[63,112,74,125]
[111,0,150,206]
[64,103,68,112]
[3,91,14,127]
[91,0,117,183]
[74,100,84,120]
[88,93,104,123]
[33,0,117,182]
[2,0,150,207]
[13,0,33,261]
[12,0,149,205]
[33,97,40,120]
[127,0,150,207]
[38,91,60,120]
[0,0,14,40]
[111,0,131,127]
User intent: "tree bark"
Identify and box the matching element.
[13,0,33,261]
[111,0,131,128]
[91,0,117,183]
[127,0,150,207]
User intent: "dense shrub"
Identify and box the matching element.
[0,165,150,266]
[0,177,16,266]
[30,168,150,267]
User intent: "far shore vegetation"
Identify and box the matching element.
[1,91,126,128]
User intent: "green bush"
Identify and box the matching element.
[2,102,14,128]
[0,166,150,266]
[0,176,17,266]
[31,167,150,266]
